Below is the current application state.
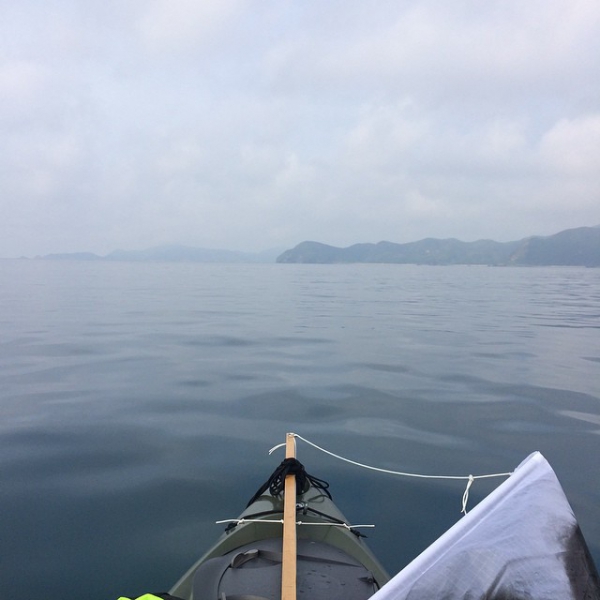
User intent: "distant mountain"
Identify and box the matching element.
[104,245,278,263]
[41,252,103,261]
[32,227,600,266]
[508,227,600,267]
[39,245,282,264]
[277,226,600,267]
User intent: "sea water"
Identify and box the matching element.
[1,260,599,599]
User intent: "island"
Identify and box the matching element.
[276,226,600,267]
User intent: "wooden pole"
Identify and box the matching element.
[281,433,297,600]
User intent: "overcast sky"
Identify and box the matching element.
[2,0,599,256]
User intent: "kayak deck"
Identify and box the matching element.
[169,461,389,600]
[189,537,379,600]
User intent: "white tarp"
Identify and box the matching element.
[371,452,600,600]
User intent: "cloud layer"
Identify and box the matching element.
[2,0,599,255]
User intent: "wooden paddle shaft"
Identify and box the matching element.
[281,433,297,600]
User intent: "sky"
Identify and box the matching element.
[2,0,600,257]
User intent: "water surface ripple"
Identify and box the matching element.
[1,261,599,599]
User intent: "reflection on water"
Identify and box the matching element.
[0,261,599,600]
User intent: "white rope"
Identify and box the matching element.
[216,518,283,525]
[271,433,513,514]
[461,475,475,515]
[216,518,374,529]
[296,521,375,529]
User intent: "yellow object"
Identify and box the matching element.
[117,595,164,600]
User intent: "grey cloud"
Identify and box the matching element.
[1,0,599,256]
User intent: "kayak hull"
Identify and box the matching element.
[170,475,389,600]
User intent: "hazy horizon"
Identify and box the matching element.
[6,222,599,261]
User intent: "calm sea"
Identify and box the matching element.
[1,260,599,599]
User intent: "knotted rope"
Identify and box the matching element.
[270,433,512,514]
